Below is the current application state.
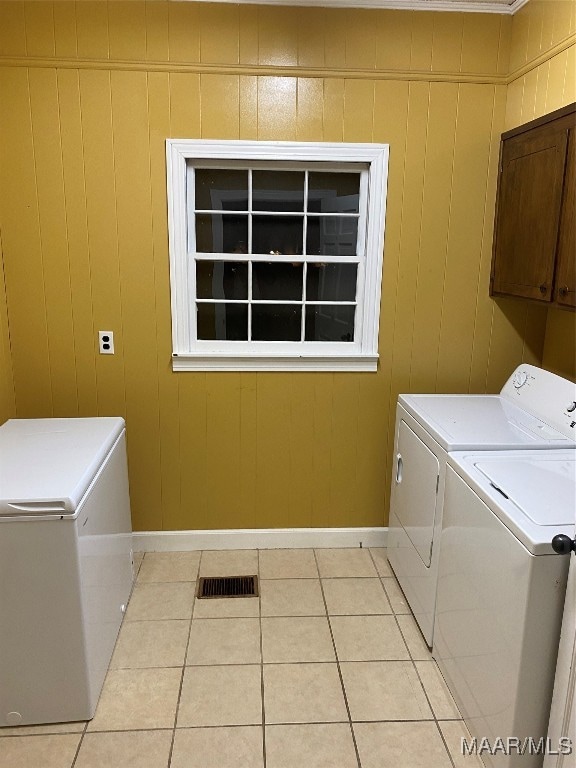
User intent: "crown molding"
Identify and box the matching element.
[175,0,526,14]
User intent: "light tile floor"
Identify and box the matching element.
[0,548,484,768]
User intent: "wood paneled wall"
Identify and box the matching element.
[505,0,575,130]
[0,2,563,530]
[0,238,14,424]
[504,0,576,383]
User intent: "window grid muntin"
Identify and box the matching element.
[191,211,361,259]
[190,164,363,344]
[302,170,309,343]
[190,166,363,253]
[194,299,357,305]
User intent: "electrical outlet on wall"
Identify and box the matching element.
[99,331,114,355]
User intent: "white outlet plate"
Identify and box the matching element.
[99,331,114,355]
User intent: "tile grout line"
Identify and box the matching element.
[257,549,267,768]
[313,548,363,768]
[4,715,466,742]
[68,719,89,768]
[372,550,460,767]
[68,551,151,767]
[166,551,201,767]
[367,548,445,743]
[411,655,459,768]
[370,549,460,768]
[101,658,478,670]
[88,717,464,731]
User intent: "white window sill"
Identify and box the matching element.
[171,353,379,372]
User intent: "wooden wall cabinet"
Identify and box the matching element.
[490,103,576,310]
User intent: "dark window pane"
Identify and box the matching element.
[195,169,248,211]
[196,261,248,300]
[195,214,248,253]
[197,303,248,340]
[305,305,355,342]
[252,171,305,212]
[306,216,358,257]
[252,304,301,341]
[252,215,303,256]
[308,172,360,214]
[253,263,303,301]
[306,263,357,302]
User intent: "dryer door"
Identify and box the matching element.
[393,420,440,567]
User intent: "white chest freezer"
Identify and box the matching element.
[0,417,134,727]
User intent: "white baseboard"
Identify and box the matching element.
[132,527,388,552]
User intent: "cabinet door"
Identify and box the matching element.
[554,127,576,309]
[491,123,568,302]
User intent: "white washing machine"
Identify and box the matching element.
[0,418,134,726]
[433,449,576,768]
[386,365,576,646]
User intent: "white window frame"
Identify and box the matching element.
[166,139,388,372]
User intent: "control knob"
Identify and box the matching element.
[567,401,576,413]
[513,371,528,389]
[551,535,576,555]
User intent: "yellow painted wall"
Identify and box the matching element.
[0,2,554,531]
[0,239,15,423]
[505,0,576,382]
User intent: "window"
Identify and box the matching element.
[166,140,388,371]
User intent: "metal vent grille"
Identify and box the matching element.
[197,575,259,599]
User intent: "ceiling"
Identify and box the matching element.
[187,0,528,14]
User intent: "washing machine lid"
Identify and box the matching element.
[448,450,576,554]
[399,395,570,451]
[0,417,125,517]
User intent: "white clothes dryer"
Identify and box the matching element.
[433,449,576,768]
[386,364,576,647]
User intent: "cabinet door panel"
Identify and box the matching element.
[555,127,576,309]
[491,124,568,302]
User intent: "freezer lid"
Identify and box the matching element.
[399,395,570,451]
[474,455,576,527]
[0,417,125,517]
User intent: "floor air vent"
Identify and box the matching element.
[197,575,259,599]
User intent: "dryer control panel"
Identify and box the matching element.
[501,365,576,440]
